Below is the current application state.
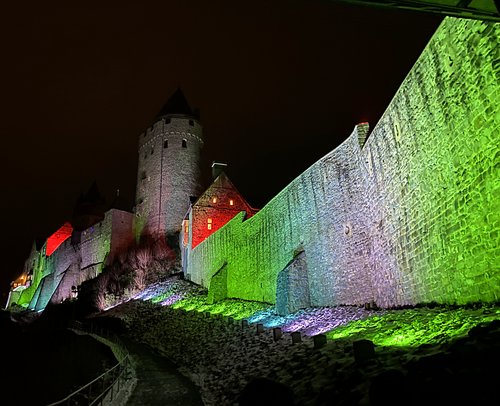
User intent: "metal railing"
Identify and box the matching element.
[47,321,132,406]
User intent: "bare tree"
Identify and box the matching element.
[136,245,152,270]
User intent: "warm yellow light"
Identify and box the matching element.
[229,199,234,206]
[212,197,217,203]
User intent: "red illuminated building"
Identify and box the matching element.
[183,166,258,249]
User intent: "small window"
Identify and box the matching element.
[144,152,147,159]
[182,220,189,247]
[182,139,187,148]
[165,118,171,124]
[394,121,402,143]
[229,199,234,206]
[151,148,154,155]
[212,197,217,204]
[189,119,194,126]
[164,140,168,148]
[141,171,147,180]
[207,218,212,230]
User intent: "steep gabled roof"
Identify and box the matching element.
[192,171,258,214]
[74,181,106,210]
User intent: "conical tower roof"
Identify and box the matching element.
[84,180,105,205]
[155,88,194,118]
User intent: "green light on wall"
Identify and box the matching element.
[171,296,270,319]
[326,308,500,347]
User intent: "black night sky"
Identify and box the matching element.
[0,0,442,302]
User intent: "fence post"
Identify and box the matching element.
[101,374,105,398]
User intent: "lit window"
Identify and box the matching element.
[182,220,189,246]
[229,199,234,206]
[212,197,217,204]
[182,139,187,148]
[207,218,212,230]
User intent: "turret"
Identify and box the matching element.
[135,88,204,238]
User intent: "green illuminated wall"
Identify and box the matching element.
[363,17,500,305]
[34,239,80,311]
[187,17,500,308]
[187,124,374,307]
[7,209,134,311]
[17,247,45,308]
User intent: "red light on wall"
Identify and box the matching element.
[46,222,73,256]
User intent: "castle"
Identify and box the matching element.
[6,16,500,313]
[5,86,257,311]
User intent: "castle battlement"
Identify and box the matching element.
[6,17,499,314]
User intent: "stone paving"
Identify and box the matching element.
[123,337,203,406]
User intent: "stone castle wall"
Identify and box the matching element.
[187,125,374,307]
[135,115,203,236]
[186,17,500,309]
[12,209,135,311]
[7,17,498,313]
[80,212,113,275]
[110,209,134,263]
[35,238,80,311]
[362,18,500,306]
[15,245,42,307]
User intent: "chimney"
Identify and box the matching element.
[212,161,228,180]
[356,122,370,148]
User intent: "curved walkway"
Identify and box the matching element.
[123,337,204,406]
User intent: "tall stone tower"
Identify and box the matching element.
[135,88,204,238]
